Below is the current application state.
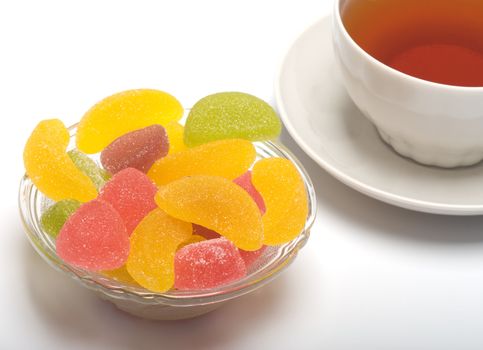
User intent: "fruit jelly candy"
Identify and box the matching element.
[155,175,263,251]
[252,158,308,245]
[76,89,183,154]
[239,246,267,269]
[126,209,192,293]
[68,149,110,190]
[147,139,255,186]
[184,92,281,147]
[98,168,157,234]
[233,171,266,214]
[191,172,266,242]
[102,265,139,286]
[174,238,247,290]
[56,199,130,271]
[164,121,187,155]
[101,125,169,175]
[40,199,81,238]
[193,224,221,240]
[177,234,206,250]
[23,119,97,202]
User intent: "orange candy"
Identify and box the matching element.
[126,209,192,293]
[76,89,183,154]
[252,158,308,245]
[147,139,255,186]
[155,175,263,251]
[23,119,97,202]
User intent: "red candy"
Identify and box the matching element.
[192,224,221,240]
[174,238,247,290]
[239,246,267,268]
[233,171,266,214]
[56,199,129,271]
[98,168,157,234]
[101,125,169,174]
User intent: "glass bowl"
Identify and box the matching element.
[19,124,317,320]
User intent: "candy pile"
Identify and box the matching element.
[23,89,309,293]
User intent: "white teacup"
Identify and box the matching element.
[333,0,483,168]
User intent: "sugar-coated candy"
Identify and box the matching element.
[103,265,139,286]
[40,199,81,238]
[239,246,267,269]
[101,125,169,175]
[147,139,255,186]
[233,171,266,214]
[178,235,206,250]
[174,238,247,290]
[184,92,281,147]
[156,175,263,251]
[164,121,187,155]
[252,158,308,245]
[56,199,130,271]
[23,119,97,202]
[68,149,110,190]
[76,89,183,154]
[126,209,192,293]
[98,168,157,234]
[193,225,221,240]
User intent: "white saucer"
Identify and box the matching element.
[275,16,483,215]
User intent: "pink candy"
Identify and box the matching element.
[101,125,169,175]
[239,246,267,268]
[233,171,266,214]
[174,238,247,290]
[98,168,157,234]
[56,199,129,271]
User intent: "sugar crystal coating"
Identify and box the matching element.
[178,234,206,250]
[155,175,263,251]
[174,238,247,290]
[23,119,97,202]
[126,209,192,293]
[40,199,81,238]
[147,139,255,186]
[233,171,266,214]
[56,199,130,271]
[184,92,281,147]
[101,125,169,175]
[252,158,308,245]
[165,121,187,155]
[76,89,183,153]
[98,168,157,234]
[68,149,110,190]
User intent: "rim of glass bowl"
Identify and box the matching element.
[19,123,317,307]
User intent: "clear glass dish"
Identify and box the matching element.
[19,124,317,320]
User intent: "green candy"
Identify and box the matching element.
[40,199,81,238]
[68,149,110,190]
[184,92,282,147]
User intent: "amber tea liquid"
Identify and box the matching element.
[341,0,483,87]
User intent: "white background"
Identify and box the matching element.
[3,1,483,349]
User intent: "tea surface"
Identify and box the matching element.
[341,0,483,86]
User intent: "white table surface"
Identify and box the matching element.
[3,1,483,349]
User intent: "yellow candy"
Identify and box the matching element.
[177,235,206,250]
[156,176,263,251]
[23,119,97,202]
[165,121,187,155]
[147,139,255,186]
[252,158,308,245]
[76,89,183,154]
[102,266,139,286]
[126,209,192,293]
